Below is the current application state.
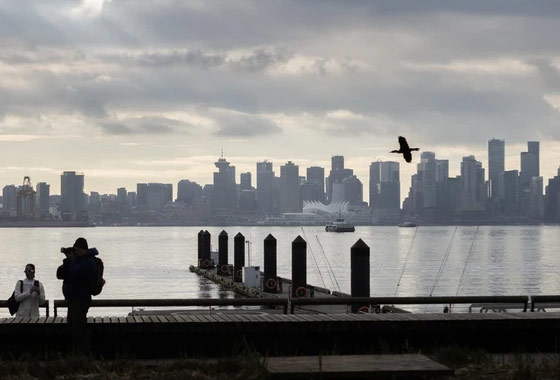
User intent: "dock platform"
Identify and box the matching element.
[2,312,560,357]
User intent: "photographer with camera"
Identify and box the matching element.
[56,237,99,353]
[14,263,46,317]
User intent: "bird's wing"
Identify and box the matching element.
[404,151,412,163]
[399,136,410,151]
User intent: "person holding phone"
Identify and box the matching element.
[14,263,46,318]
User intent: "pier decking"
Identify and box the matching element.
[2,311,560,357]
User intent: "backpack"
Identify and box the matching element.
[90,257,105,296]
[7,281,23,316]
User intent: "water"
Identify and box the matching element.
[1,225,559,316]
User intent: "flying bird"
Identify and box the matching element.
[390,136,419,163]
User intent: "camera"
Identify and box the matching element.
[60,247,75,255]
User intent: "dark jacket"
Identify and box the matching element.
[56,248,99,303]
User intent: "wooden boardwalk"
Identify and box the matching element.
[2,312,560,357]
[265,354,453,379]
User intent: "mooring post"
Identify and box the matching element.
[291,236,307,298]
[351,239,370,313]
[234,232,245,282]
[263,234,277,293]
[218,230,229,275]
[197,230,204,267]
[202,230,211,268]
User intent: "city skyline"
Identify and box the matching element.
[1,138,558,206]
[2,2,560,200]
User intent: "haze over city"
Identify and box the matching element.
[1,1,560,199]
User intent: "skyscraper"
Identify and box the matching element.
[279,161,300,213]
[240,172,252,191]
[460,156,486,212]
[343,175,363,205]
[177,180,202,205]
[36,182,50,217]
[545,167,560,222]
[257,161,275,214]
[419,152,437,209]
[520,141,539,189]
[488,138,505,200]
[212,157,236,209]
[327,155,353,202]
[370,161,400,215]
[306,166,325,202]
[60,171,85,219]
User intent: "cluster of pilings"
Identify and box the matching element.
[196,230,371,309]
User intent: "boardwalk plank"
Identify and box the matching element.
[110,317,120,324]
[157,315,169,323]
[265,354,453,377]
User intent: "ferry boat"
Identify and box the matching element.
[398,221,417,228]
[325,218,355,232]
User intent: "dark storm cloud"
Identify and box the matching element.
[99,116,193,135]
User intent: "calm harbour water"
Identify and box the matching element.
[1,225,559,316]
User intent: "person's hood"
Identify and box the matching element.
[86,247,99,256]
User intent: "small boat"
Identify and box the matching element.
[398,221,417,228]
[325,218,355,232]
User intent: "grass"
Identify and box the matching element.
[431,346,560,380]
[2,345,560,379]
[0,354,268,380]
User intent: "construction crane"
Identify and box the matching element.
[17,176,36,219]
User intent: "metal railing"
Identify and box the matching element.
[53,298,289,316]
[290,295,530,314]
[0,300,50,317]
[50,295,536,316]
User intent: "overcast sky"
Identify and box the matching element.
[1,1,560,201]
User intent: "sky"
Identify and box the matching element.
[1,0,560,201]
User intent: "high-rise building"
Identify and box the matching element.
[240,172,252,191]
[279,161,300,213]
[545,168,560,222]
[212,157,236,209]
[177,180,202,205]
[497,170,520,214]
[343,175,363,205]
[60,171,85,219]
[257,161,275,214]
[459,156,486,212]
[117,187,128,209]
[370,161,400,214]
[488,139,505,195]
[89,191,101,213]
[327,155,353,202]
[520,141,539,190]
[36,182,50,217]
[137,183,148,207]
[306,167,325,202]
[146,183,169,211]
[528,176,544,219]
[419,152,437,209]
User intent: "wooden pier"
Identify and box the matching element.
[2,311,560,357]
